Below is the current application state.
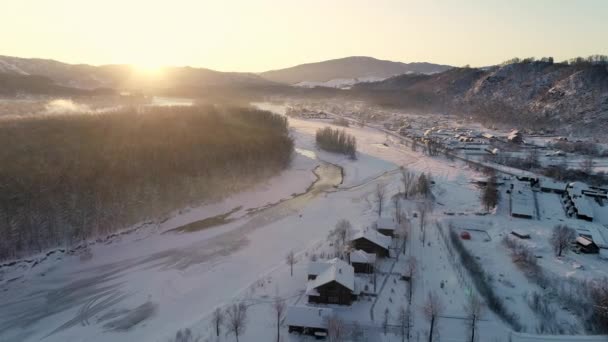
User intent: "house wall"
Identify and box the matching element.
[352,262,373,274]
[378,229,394,237]
[308,281,353,305]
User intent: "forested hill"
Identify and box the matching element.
[353,57,608,137]
[0,106,293,261]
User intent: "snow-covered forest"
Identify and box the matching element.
[0,106,293,260]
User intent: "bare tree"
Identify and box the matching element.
[393,195,402,223]
[397,219,409,256]
[481,174,499,212]
[327,315,346,342]
[398,305,411,342]
[286,250,296,276]
[581,155,594,174]
[375,183,387,217]
[423,291,444,342]
[464,294,484,342]
[211,307,224,338]
[331,219,353,257]
[225,302,248,342]
[406,256,418,305]
[416,173,432,198]
[382,308,390,335]
[401,168,415,198]
[550,224,576,257]
[417,201,433,245]
[170,328,201,342]
[272,296,286,342]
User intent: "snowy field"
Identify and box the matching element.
[1,102,607,342]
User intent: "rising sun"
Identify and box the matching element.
[132,63,165,77]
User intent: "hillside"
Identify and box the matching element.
[260,56,452,84]
[0,55,276,91]
[354,60,608,136]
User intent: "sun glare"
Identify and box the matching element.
[132,63,164,77]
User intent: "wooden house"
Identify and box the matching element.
[349,249,376,274]
[306,258,357,306]
[350,230,391,258]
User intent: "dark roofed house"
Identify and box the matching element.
[350,229,391,258]
[306,258,357,306]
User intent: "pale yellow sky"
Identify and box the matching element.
[1,0,607,72]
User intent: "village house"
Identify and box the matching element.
[576,236,600,254]
[349,249,376,274]
[563,182,594,222]
[375,217,397,237]
[509,181,535,219]
[350,229,391,258]
[539,178,567,194]
[286,306,334,338]
[306,258,358,305]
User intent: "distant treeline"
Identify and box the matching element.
[0,106,293,260]
[315,127,357,159]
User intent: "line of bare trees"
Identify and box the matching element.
[315,126,357,159]
[400,167,433,199]
[0,106,294,261]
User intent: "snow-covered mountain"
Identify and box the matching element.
[354,60,608,137]
[260,56,452,85]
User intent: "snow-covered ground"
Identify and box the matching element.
[1,102,607,342]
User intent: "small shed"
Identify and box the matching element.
[375,217,397,237]
[576,236,599,254]
[460,231,471,240]
[286,306,333,337]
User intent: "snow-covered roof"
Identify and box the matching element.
[351,229,391,250]
[572,196,594,219]
[567,182,589,195]
[349,249,376,264]
[306,258,354,293]
[511,182,535,218]
[539,178,567,191]
[285,306,333,329]
[577,236,594,247]
[375,217,397,231]
[307,262,332,277]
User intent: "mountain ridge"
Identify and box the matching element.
[259,56,452,84]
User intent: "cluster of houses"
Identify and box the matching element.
[508,177,608,258]
[285,218,397,338]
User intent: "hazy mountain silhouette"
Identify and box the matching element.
[259,56,452,84]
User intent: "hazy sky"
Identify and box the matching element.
[1,0,607,72]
